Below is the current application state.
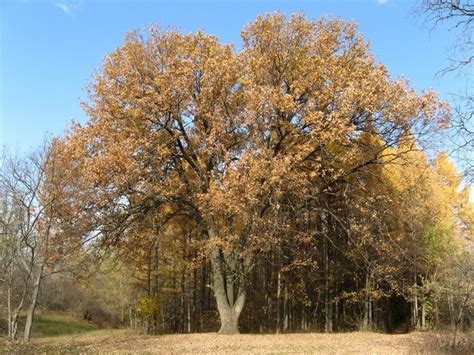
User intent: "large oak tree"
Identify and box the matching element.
[59,13,449,334]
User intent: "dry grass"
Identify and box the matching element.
[1,330,473,354]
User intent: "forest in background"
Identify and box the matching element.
[1,8,473,344]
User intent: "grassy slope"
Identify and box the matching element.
[0,311,99,353]
[30,312,98,337]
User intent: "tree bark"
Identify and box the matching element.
[276,270,282,333]
[211,249,247,334]
[323,235,333,333]
[7,280,12,339]
[10,278,28,340]
[23,264,44,343]
[421,300,426,330]
[412,279,419,330]
[215,293,245,334]
[283,282,288,332]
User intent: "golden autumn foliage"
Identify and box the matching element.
[59,12,449,247]
[50,13,474,335]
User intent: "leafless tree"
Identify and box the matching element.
[0,141,90,342]
[419,1,474,179]
[420,1,473,72]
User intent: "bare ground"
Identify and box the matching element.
[2,330,473,354]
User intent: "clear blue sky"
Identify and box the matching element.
[0,0,465,152]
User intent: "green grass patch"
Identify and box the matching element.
[31,312,98,337]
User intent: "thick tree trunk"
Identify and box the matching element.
[215,293,245,334]
[211,248,247,334]
[213,275,245,334]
